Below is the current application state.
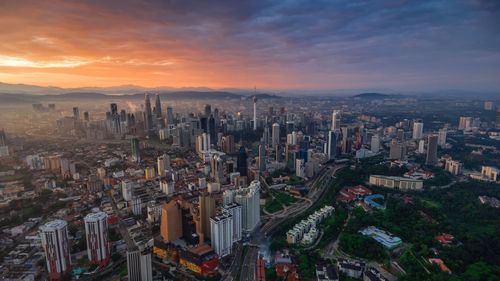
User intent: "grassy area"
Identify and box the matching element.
[264,190,297,213]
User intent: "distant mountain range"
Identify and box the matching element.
[0,82,284,104]
[352,92,402,99]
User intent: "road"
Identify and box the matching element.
[227,164,344,281]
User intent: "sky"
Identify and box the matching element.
[0,0,499,92]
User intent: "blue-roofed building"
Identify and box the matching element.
[364,194,386,210]
[359,226,402,249]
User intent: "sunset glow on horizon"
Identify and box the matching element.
[1,0,499,91]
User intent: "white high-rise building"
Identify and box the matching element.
[84,211,110,266]
[234,180,260,233]
[412,120,424,140]
[40,220,71,280]
[122,180,134,201]
[127,249,152,281]
[418,139,426,154]
[370,134,380,153]
[438,128,447,147]
[160,180,175,195]
[296,158,305,178]
[458,116,472,131]
[272,123,280,147]
[223,203,242,243]
[331,110,340,130]
[210,212,233,257]
[157,154,170,177]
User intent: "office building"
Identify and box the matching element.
[272,123,280,147]
[131,138,141,162]
[331,110,340,130]
[160,201,182,242]
[237,146,248,177]
[370,134,380,153]
[327,130,338,159]
[72,107,79,120]
[369,175,423,191]
[0,129,6,146]
[40,220,71,280]
[296,158,305,178]
[154,94,162,118]
[496,108,500,128]
[199,192,216,240]
[258,144,266,172]
[166,106,174,125]
[412,120,423,139]
[234,180,261,233]
[210,212,233,257]
[84,211,110,266]
[127,249,152,281]
[389,140,406,161]
[426,135,438,166]
[144,94,153,135]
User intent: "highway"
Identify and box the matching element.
[227,164,344,281]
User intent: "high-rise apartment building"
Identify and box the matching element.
[458,116,472,131]
[223,203,242,243]
[412,120,424,139]
[131,138,141,162]
[370,134,380,153]
[84,212,110,266]
[234,180,260,233]
[40,220,71,280]
[210,212,233,257]
[157,154,170,177]
[127,249,152,281]
[438,128,447,147]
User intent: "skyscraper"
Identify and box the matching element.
[327,130,338,160]
[166,106,174,125]
[210,212,233,257]
[272,123,280,147]
[412,120,424,139]
[0,129,6,146]
[234,180,260,233]
[40,220,71,280]
[258,143,266,172]
[426,135,438,166]
[389,139,407,161]
[72,107,80,120]
[370,134,380,153]
[331,110,340,130]
[438,128,447,147]
[131,138,141,162]
[154,94,162,118]
[127,249,152,281]
[144,94,153,135]
[160,200,182,243]
[84,212,110,266]
[496,108,500,128]
[199,192,216,240]
[253,96,258,130]
[237,146,248,177]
